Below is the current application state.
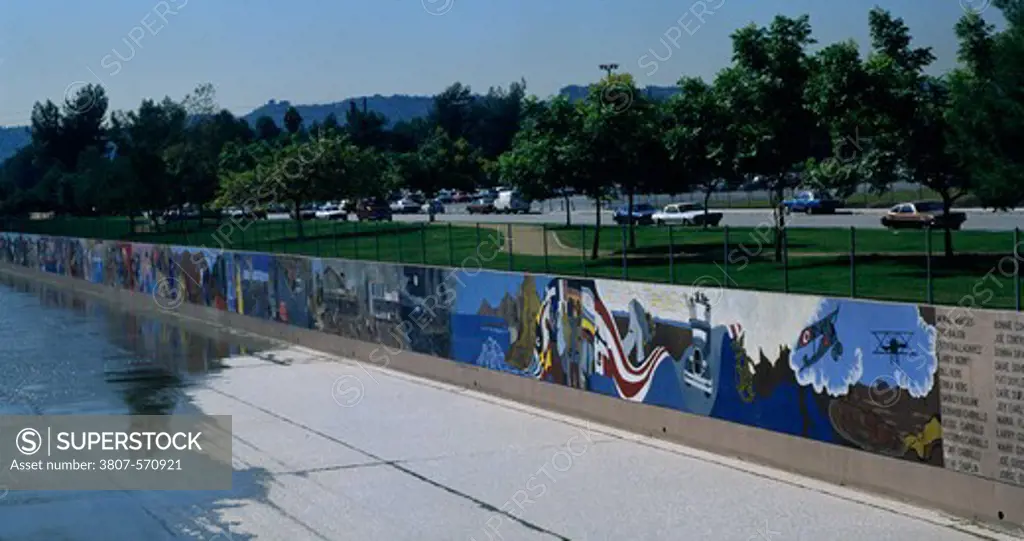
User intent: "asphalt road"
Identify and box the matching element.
[390,206,1024,232]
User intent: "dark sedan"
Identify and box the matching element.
[354,198,393,222]
[613,203,657,225]
[467,198,496,214]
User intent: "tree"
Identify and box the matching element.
[663,76,738,227]
[345,100,389,150]
[166,85,240,225]
[430,82,476,142]
[255,115,281,142]
[948,6,1024,212]
[390,117,433,153]
[905,78,970,257]
[108,97,188,228]
[283,106,303,135]
[724,15,818,262]
[400,127,481,222]
[321,113,341,134]
[471,80,527,160]
[582,73,666,249]
[499,96,578,226]
[218,134,374,237]
[857,9,966,257]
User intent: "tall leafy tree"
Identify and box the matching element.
[400,127,481,222]
[499,96,578,226]
[255,115,282,142]
[283,106,304,135]
[471,80,527,160]
[108,97,188,228]
[724,15,818,261]
[218,134,375,237]
[581,73,665,248]
[430,82,476,142]
[948,5,1024,212]
[663,76,737,227]
[862,8,967,256]
[345,100,390,150]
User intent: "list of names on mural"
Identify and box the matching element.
[992,317,1024,487]
[935,311,990,477]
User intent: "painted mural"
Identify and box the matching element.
[171,246,230,310]
[269,255,313,328]
[230,252,272,319]
[10,230,1024,488]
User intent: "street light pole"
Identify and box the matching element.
[598,63,619,78]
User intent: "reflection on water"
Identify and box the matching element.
[0,274,274,416]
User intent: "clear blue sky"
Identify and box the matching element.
[0,0,1004,126]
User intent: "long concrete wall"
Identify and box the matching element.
[2,232,1023,526]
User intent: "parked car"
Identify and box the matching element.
[290,204,317,220]
[653,203,724,227]
[225,207,268,220]
[390,197,422,214]
[421,199,446,215]
[881,201,967,230]
[467,197,496,214]
[782,190,843,214]
[613,202,657,225]
[453,191,474,203]
[493,189,531,214]
[315,204,348,221]
[354,198,393,222]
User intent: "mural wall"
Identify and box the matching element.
[3,232,1024,488]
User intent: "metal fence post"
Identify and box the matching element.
[354,222,362,260]
[723,225,729,288]
[668,225,675,284]
[507,223,514,271]
[421,223,427,264]
[620,224,628,280]
[375,222,381,261]
[447,222,454,267]
[281,220,286,253]
[543,223,550,274]
[849,226,856,298]
[926,226,934,304]
[581,224,588,278]
[333,221,339,256]
[476,222,481,248]
[1016,227,1021,312]
[397,222,404,263]
[783,228,789,293]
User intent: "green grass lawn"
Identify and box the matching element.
[6,216,1022,310]
[551,223,1016,256]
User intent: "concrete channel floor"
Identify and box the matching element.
[1,345,1022,541]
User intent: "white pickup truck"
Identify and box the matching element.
[652,203,723,226]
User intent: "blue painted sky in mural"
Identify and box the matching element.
[790,299,936,397]
[453,271,548,314]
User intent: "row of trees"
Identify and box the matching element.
[2,6,1022,259]
[509,5,1024,258]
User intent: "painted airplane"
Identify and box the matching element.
[871,331,918,368]
[796,308,843,372]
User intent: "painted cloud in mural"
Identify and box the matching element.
[699,287,822,367]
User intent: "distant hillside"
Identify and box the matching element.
[242,95,436,128]
[0,84,683,163]
[0,126,31,163]
[242,85,682,128]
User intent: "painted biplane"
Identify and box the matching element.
[796,308,843,372]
